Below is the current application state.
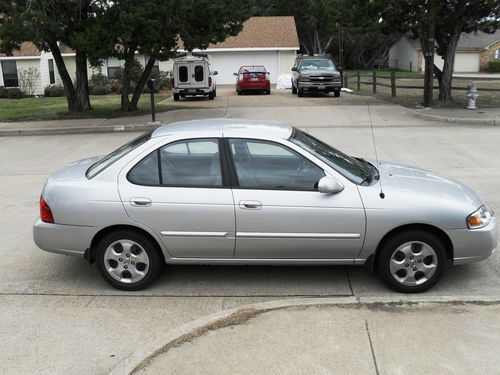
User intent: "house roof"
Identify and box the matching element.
[406,30,500,51]
[0,41,41,57]
[207,16,299,49]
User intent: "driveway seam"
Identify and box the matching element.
[365,319,380,375]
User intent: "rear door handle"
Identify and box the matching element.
[130,197,152,207]
[239,200,262,210]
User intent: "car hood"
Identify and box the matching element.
[48,156,102,182]
[377,161,482,206]
[300,70,341,76]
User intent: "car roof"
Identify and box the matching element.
[152,119,293,140]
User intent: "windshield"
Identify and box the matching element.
[290,129,370,184]
[241,66,266,73]
[86,132,152,179]
[299,59,336,72]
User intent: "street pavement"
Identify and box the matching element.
[0,89,499,374]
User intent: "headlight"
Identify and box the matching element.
[467,206,494,229]
[299,75,310,82]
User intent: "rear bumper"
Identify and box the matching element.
[33,218,100,257]
[173,87,212,96]
[446,218,497,265]
[239,82,270,91]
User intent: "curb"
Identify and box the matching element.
[0,123,162,137]
[108,295,500,375]
[411,110,497,125]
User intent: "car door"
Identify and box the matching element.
[227,138,365,259]
[118,138,235,258]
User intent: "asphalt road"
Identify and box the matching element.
[1,96,499,374]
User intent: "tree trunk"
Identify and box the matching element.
[438,32,460,102]
[75,50,91,111]
[120,50,135,112]
[129,56,157,110]
[48,41,78,112]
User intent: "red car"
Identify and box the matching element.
[234,65,271,95]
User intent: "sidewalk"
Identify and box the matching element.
[413,107,500,125]
[110,297,500,375]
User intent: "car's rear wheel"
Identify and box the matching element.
[265,89,271,95]
[96,230,164,291]
[377,230,446,293]
[173,93,180,101]
[208,91,215,100]
[237,90,243,95]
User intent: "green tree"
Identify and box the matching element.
[99,0,250,112]
[380,0,499,103]
[0,0,104,112]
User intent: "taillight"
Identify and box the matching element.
[40,197,54,223]
[208,76,212,86]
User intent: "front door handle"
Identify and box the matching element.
[239,200,262,210]
[130,197,152,207]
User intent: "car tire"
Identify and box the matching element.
[237,90,242,95]
[298,88,304,97]
[208,91,215,100]
[292,84,297,94]
[334,89,341,97]
[376,230,447,293]
[213,88,217,97]
[265,89,271,95]
[96,230,164,291]
[173,93,180,101]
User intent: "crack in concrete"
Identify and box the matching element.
[365,319,380,375]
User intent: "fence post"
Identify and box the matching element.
[391,71,396,97]
[409,60,412,72]
[357,72,360,91]
[372,70,377,95]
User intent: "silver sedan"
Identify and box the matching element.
[33,119,497,292]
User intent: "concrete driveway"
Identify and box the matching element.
[1,91,499,374]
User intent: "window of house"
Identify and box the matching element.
[48,59,55,84]
[495,49,500,59]
[1,61,19,87]
[145,55,160,76]
[107,57,121,79]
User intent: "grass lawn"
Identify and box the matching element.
[0,94,175,122]
[344,69,423,78]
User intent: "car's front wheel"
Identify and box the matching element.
[377,230,446,293]
[96,230,164,291]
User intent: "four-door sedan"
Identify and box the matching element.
[234,66,271,95]
[34,119,497,292]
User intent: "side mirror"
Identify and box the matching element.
[291,67,298,72]
[318,176,344,194]
[233,72,238,76]
[213,71,218,75]
[266,71,270,74]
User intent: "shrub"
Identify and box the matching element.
[89,73,110,87]
[18,67,40,96]
[157,71,173,90]
[488,60,500,72]
[90,85,110,95]
[0,86,7,99]
[44,85,65,97]
[6,88,26,99]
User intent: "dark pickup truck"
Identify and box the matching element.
[291,55,342,97]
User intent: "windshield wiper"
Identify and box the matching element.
[356,157,374,184]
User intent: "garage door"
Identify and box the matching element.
[209,51,279,84]
[454,53,480,72]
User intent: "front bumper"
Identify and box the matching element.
[446,218,497,265]
[33,218,100,257]
[299,81,341,91]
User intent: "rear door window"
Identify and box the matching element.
[179,66,188,82]
[194,65,204,82]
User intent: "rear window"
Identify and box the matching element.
[86,132,151,179]
[179,66,188,82]
[241,67,266,74]
[194,65,204,81]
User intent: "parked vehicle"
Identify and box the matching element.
[172,54,217,101]
[291,55,342,97]
[234,65,271,95]
[34,119,497,292]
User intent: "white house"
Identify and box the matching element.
[388,30,500,72]
[0,16,299,94]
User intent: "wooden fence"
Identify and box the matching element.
[343,71,500,97]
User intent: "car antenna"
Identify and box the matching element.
[367,102,385,199]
